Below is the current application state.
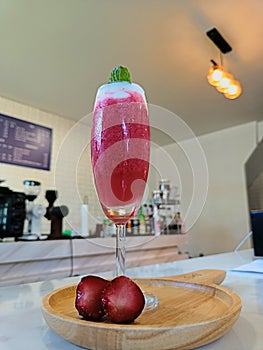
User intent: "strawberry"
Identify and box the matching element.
[75,275,109,321]
[101,275,145,323]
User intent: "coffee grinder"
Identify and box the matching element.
[45,190,69,239]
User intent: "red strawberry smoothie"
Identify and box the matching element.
[91,82,150,223]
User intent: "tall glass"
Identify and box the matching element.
[91,81,150,276]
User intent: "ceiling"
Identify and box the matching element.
[0,0,262,142]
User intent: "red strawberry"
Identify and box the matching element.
[75,275,109,321]
[101,275,145,323]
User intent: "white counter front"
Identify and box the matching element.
[0,234,187,285]
[0,249,262,350]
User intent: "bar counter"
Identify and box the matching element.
[0,234,187,285]
[0,249,262,349]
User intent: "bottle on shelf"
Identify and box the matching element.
[159,179,170,204]
[131,216,140,235]
[174,212,185,234]
[152,190,162,206]
[148,204,154,234]
[137,206,146,234]
[153,204,161,236]
[126,219,132,235]
[143,204,151,234]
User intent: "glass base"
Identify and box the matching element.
[143,291,159,311]
[114,223,158,312]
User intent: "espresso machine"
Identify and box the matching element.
[23,180,46,239]
[0,180,26,240]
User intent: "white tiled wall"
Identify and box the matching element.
[0,95,102,234]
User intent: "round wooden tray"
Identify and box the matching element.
[41,270,241,350]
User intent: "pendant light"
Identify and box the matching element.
[207,60,242,99]
[206,28,242,100]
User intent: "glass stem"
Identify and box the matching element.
[115,224,126,276]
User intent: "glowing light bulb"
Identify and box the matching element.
[216,72,233,92]
[207,65,224,86]
[224,81,242,99]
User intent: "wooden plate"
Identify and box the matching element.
[41,270,241,350]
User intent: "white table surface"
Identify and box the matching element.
[0,249,262,350]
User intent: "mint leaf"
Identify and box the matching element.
[109,66,131,83]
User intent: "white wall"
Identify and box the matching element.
[0,96,102,234]
[155,121,262,257]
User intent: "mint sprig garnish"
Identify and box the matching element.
[108,66,131,83]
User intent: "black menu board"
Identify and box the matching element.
[0,114,52,170]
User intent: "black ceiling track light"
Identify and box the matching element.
[206,27,232,54]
